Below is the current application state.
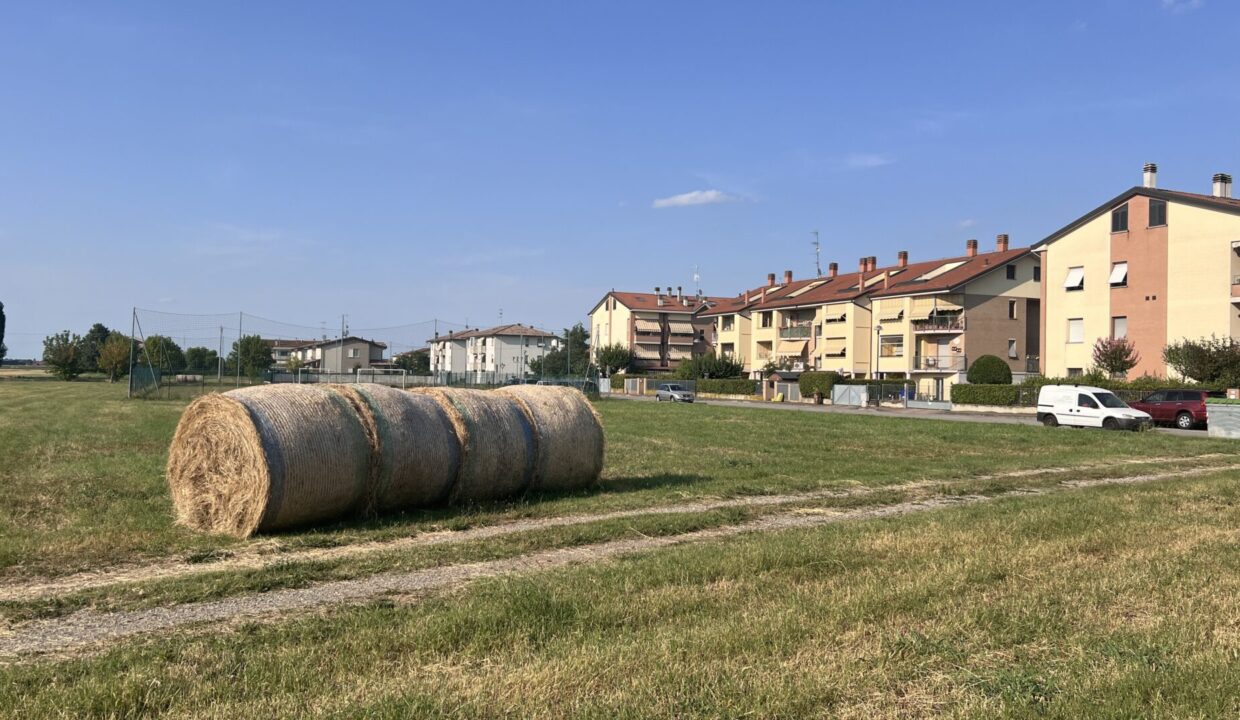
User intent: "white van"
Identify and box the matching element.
[1036,385,1152,431]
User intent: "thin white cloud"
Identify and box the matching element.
[652,189,739,209]
[1161,0,1203,12]
[958,218,978,229]
[844,153,895,169]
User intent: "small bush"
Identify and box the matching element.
[610,374,626,391]
[967,355,1012,385]
[951,384,1021,405]
[697,378,759,396]
[799,371,842,398]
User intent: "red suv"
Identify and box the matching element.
[1127,390,1221,430]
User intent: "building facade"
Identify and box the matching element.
[291,336,388,373]
[429,324,560,381]
[588,288,718,372]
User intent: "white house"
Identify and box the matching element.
[429,324,560,381]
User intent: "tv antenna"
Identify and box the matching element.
[692,265,701,294]
[811,230,823,277]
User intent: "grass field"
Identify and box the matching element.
[1,380,1238,716]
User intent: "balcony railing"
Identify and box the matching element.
[1024,355,1041,374]
[912,315,966,333]
[778,325,812,339]
[913,354,967,371]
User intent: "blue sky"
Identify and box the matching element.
[2,0,1237,358]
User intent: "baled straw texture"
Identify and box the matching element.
[334,384,461,510]
[166,385,371,537]
[495,385,604,492]
[410,387,535,503]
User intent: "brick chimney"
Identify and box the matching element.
[858,257,867,274]
[677,286,683,301]
[828,262,838,278]
[1213,173,1233,199]
[783,270,793,285]
[966,239,978,257]
[767,272,777,287]
[1143,162,1158,188]
[897,250,908,268]
[996,233,1009,252]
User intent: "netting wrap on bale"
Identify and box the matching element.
[166,385,372,537]
[496,385,604,492]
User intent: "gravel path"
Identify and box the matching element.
[0,454,1222,604]
[1,462,1231,661]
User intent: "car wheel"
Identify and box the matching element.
[1042,414,1059,428]
[1102,417,1119,431]
[1176,412,1194,430]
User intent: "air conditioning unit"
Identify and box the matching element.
[925,357,937,367]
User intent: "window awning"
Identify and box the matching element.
[1063,267,1085,290]
[633,346,661,359]
[908,296,936,320]
[1109,262,1128,286]
[878,311,904,323]
[634,319,660,332]
[778,340,808,356]
[822,308,847,322]
[667,320,695,334]
[820,337,846,355]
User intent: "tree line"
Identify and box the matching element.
[40,325,276,382]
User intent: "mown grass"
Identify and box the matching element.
[4,473,1238,718]
[1,381,1235,579]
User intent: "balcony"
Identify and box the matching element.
[912,315,966,333]
[1024,355,1041,374]
[1232,277,1240,300]
[778,324,812,340]
[913,354,967,372]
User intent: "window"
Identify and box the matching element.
[1034,266,1042,282]
[1143,391,1167,403]
[348,347,360,358]
[1063,266,1085,291]
[1067,318,1084,344]
[1078,393,1099,409]
[879,335,904,358]
[721,315,735,332]
[760,312,773,328]
[1111,203,1129,232]
[814,323,822,337]
[1150,198,1167,227]
[1109,261,1128,288]
[1008,339,1018,359]
[721,343,735,356]
[1067,367,1084,378]
[1111,316,1127,339]
[1006,265,1016,280]
[1008,300,1018,319]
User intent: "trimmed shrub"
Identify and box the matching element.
[697,378,759,396]
[967,355,1012,385]
[610,374,626,391]
[951,384,1021,406]
[799,371,842,398]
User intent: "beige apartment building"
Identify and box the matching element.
[588,287,719,372]
[1035,164,1240,378]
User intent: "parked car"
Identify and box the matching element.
[1036,384,1151,431]
[655,383,695,403]
[1127,389,1221,430]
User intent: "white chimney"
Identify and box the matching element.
[1143,162,1157,188]
[1214,173,1233,199]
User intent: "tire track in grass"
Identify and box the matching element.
[0,453,1228,604]
[0,462,1235,661]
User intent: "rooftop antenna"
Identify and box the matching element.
[498,307,503,324]
[811,230,823,277]
[692,265,701,294]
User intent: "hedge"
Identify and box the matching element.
[1020,374,1227,393]
[798,371,842,398]
[697,378,759,395]
[951,384,1022,406]
[967,354,1012,384]
[610,374,626,390]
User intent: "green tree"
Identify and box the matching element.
[966,354,1012,384]
[228,335,274,379]
[675,352,744,379]
[529,324,587,377]
[42,331,85,380]
[1163,336,1240,385]
[97,332,132,382]
[285,354,305,374]
[1092,336,1140,378]
[139,335,186,373]
[82,323,112,371]
[594,343,633,375]
[394,349,430,375]
[184,346,220,374]
[0,300,6,362]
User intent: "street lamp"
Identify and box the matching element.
[874,324,883,381]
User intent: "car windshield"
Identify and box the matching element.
[664,384,683,391]
[1094,392,1128,409]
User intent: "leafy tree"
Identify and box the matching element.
[1092,336,1140,378]
[529,325,588,376]
[0,300,6,362]
[594,343,634,376]
[97,332,132,382]
[285,354,304,374]
[184,346,220,374]
[966,354,1012,384]
[228,335,274,379]
[394,349,430,375]
[1163,336,1240,385]
[761,356,797,375]
[42,331,85,380]
[675,352,744,379]
[139,335,186,373]
[82,323,112,371]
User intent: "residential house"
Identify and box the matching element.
[290,336,387,373]
[588,287,719,372]
[264,339,315,369]
[428,329,472,375]
[1034,164,1240,378]
[464,324,560,381]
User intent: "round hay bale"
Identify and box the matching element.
[166,384,371,537]
[333,384,460,510]
[496,385,604,492]
[409,387,535,503]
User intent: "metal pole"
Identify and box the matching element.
[217,325,223,386]
[127,308,137,398]
[236,312,243,387]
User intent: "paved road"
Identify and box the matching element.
[607,393,1205,438]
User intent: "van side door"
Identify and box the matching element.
[1074,393,1103,427]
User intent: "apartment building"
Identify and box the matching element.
[464,324,559,381]
[588,287,719,372]
[1034,164,1240,378]
[264,338,315,369]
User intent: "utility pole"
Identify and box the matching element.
[217,326,224,384]
[812,230,823,278]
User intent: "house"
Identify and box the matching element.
[290,336,387,373]
[264,339,316,369]
[588,287,721,372]
[1034,164,1240,378]
[429,324,560,381]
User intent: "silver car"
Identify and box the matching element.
[655,383,695,403]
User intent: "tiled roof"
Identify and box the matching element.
[296,336,388,350]
[430,323,558,344]
[593,290,730,316]
[1035,186,1240,250]
[868,248,1032,298]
